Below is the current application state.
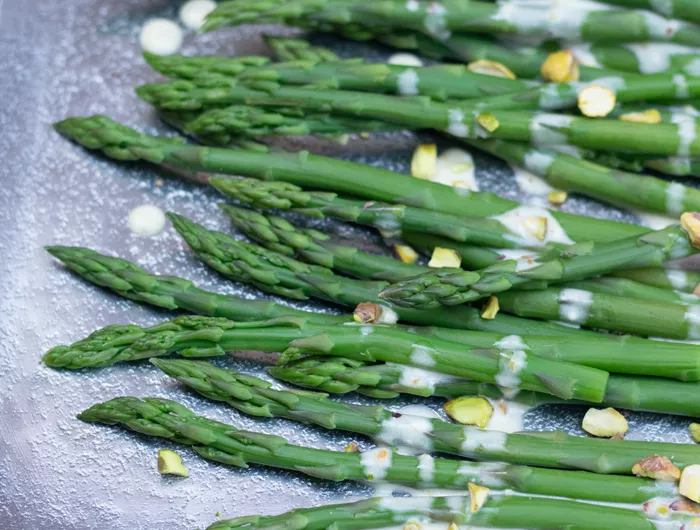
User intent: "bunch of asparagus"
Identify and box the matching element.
[44,4,700,527]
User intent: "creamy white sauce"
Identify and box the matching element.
[139,18,184,56]
[461,427,507,454]
[405,0,420,12]
[570,44,601,67]
[127,204,166,237]
[666,269,690,290]
[557,288,594,324]
[492,205,576,246]
[674,74,690,99]
[389,54,424,67]
[361,326,374,336]
[493,335,529,351]
[586,76,627,93]
[513,165,554,207]
[179,0,217,30]
[485,399,532,433]
[377,405,438,455]
[410,344,437,367]
[432,148,479,191]
[360,447,393,481]
[523,150,556,175]
[424,2,451,40]
[672,113,697,157]
[378,305,400,325]
[529,113,574,146]
[642,10,681,40]
[678,291,700,304]
[446,109,469,137]
[493,249,541,272]
[665,181,686,214]
[377,496,435,512]
[395,364,458,393]
[418,454,435,484]
[649,0,674,17]
[396,69,420,95]
[684,305,700,339]
[624,43,700,74]
[635,210,677,230]
[494,350,528,390]
[684,58,700,76]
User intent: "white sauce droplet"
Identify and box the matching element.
[394,364,458,393]
[417,453,435,484]
[360,447,393,481]
[389,54,424,67]
[396,69,420,95]
[179,0,217,30]
[127,205,166,237]
[461,427,507,453]
[665,181,686,214]
[684,306,700,339]
[624,43,700,74]
[492,205,575,247]
[410,344,437,367]
[446,108,469,137]
[557,288,594,324]
[376,405,439,455]
[512,165,554,207]
[666,269,690,290]
[529,113,574,146]
[674,74,690,99]
[672,113,697,157]
[139,18,184,56]
[494,350,528,391]
[492,249,541,272]
[378,305,400,325]
[484,399,532,433]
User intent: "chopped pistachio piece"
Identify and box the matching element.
[448,524,459,530]
[681,212,700,249]
[394,243,419,264]
[524,216,548,241]
[476,113,499,133]
[157,449,189,477]
[411,144,437,180]
[680,465,700,503]
[670,497,700,514]
[467,59,516,80]
[582,407,629,438]
[578,85,616,118]
[345,441,360,452]
[354,302,383,323]
[480,296,500,320]
[468,483,490,513]
[690,423,700,443]
[541,50,580,83]
[444,396,494,428]
[428,247,462,268]
[632,456,681,482]
[548,190,568,206]
[620,109,662,124]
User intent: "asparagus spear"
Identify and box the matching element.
[46,314,610,401]
[379,220,696,310]
[206,494,669,530]
[263,35,340,63]
[474,110,700,159]
[203,0,700,47]
[144,53,536,101]
[612,267,700,293]
[571,42,700,75]
[594,0,700,25]
[464,138,700,217]
[153,358,690,509]
[270,356,700,417]
[43,246,603,338]
[495,286,700,340]
[646,156,700,177]
[52,115,649,243]
[558,277,700,306]
[220,204,428,282]
[80,396,700,476]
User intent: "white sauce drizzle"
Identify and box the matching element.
[673,74,690,99]
[395,364,459,393]
[624,43,700,74]
[570,44,601,67]
[513,165,554,207]
[634,210,676,230]
[389,53,424,67]
[396,69,420,95]
[461,427,507,453]
[424,3,451,40]
[672,113,697,157]
[127,204,166,237]
[684,58,700,76]
[360,447,393,480]
[528,113,574,146]
[494,350,528,390]
[377,405,438,455]
[378,305,400,325]
[493,249,541,272]
[666,269,690,290]
[433,148,479,192]
[493,335,529,351]
[446,109,469,137]
[557,288,594,324]
[684,305,700,339]
[665,182,686,214]
[492,205,576,246]
[418,454,435,484]
[139,18,184,56]
[523,150,556,175]
[485,399,533,433]
[642,10,681,40]
[179,0,217,30]
[410,344,437,367]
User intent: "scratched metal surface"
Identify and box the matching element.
[0,1,697,529]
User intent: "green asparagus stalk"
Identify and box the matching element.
[45,313,610,401]
[558,277,700,306]
[219,204,428,282]
[474,110,700,159]
[43,245,604,339]
[571,42,700,76]
[464,138,700,216]
[144,53,536,101]
[153,358,692,509]
[80,395,700,476]
[495,286,700,340]
[142,51,270,80]
[206,494,671,530]
[270,356,700,417]
[594,0,700,25]
[612,266,700,293]
[263,35,340,62]
[52,115,649,243]
[209,180,565,251]
[646,156,700,177]
[44,246,349,325]
[203,0,700,47]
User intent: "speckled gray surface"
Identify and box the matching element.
[0,2,698,530]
